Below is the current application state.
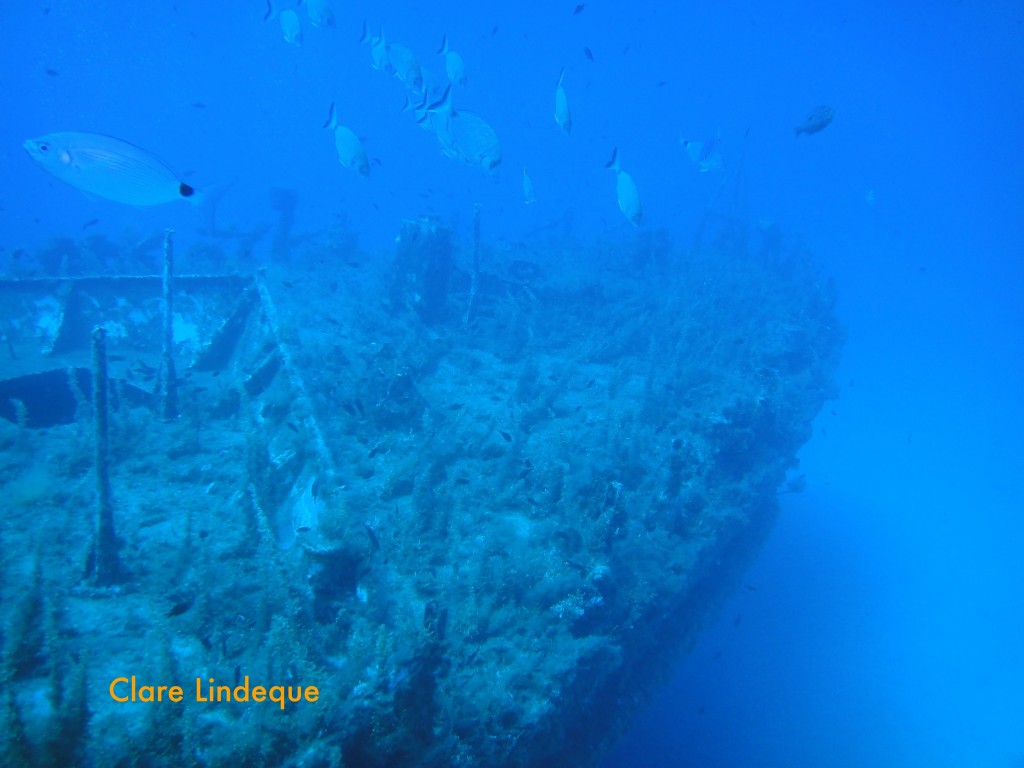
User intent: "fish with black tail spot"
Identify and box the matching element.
[23,132,196,206]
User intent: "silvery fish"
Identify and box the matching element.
[605,147,642,226]
[404,89,430,124]
[386,42,423,92]
[794,105,834,137]
[680,137,724,172]
[450,112,501,171]
[23,132,195,206]
[406,75,444,132]
[280,9,302,45]
[323,103,369,177]
[437,35,467,86]
[523,168,536,204]
[554,68,572,134]
[418,88,460,158]
[303,0,334,28]
[359,22,389,70]
[425,86,501,172]
[414,68,442,105]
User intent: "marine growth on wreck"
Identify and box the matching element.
[0,213,842,766]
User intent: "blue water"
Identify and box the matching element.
[3,1,1023,766]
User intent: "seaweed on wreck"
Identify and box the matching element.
[0,220,842,766]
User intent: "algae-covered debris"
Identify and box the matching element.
[0,226,842,767]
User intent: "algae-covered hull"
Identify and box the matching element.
[0,222,842,767]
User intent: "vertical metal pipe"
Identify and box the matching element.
[161,229,177,421]
[464,205,481,327]
[472,204,481,275]
[91,326,120,584]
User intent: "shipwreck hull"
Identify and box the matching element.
[0,225,842,767]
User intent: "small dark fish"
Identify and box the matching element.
[499,429,512,442]
[286,422,299,433]
[656,80,667,87]
[794,105,835,137]
[45,68,59,76]
[733,614,742,627]
[583,46,594,62]
[167,598,193,617]
[454,477,470,485]
[363,522,381,550]
[712,649,723,660]
[281,280,294,288]
[778,474,806,495]
[744,584,758,591]
[81,218,100,230]
[192,102,206,109]
[490,24,499,36]
[573,3,585,13]
[263,0,273,21]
